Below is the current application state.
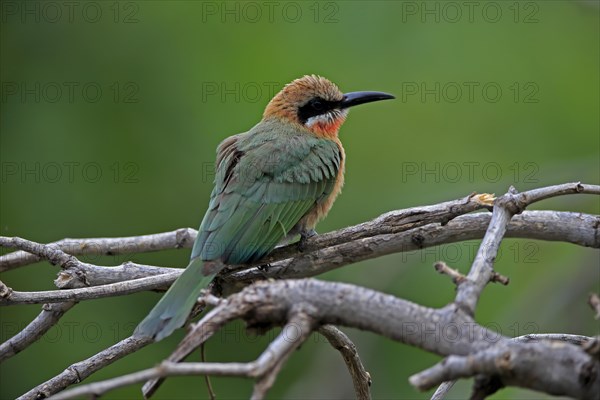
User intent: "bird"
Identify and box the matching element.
[134,75,394,341]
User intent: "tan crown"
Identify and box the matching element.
[264,75,344,123]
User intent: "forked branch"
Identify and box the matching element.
[1,183,597,400]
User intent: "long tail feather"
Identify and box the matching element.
[134,258,214,341]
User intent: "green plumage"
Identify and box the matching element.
[135,118,342,341]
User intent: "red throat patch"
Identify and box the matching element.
[309,117,345,138]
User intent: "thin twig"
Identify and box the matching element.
[433,261,466,285]
[48,312,315,400]
[1,272,180,305]
[429,333,595,400]
[4,185,595,272]
[0,237,82,269]
[489,271,510,285]
[455,183,598,315]
[250,312,315,400]
[7,183,600,400]
[514,333,594,346]
[256,193,494,265]
[18,336,153,400]
[33,279,600,400]
[2,211,597,291]
[200,343,217,400]
[318,325,371,400]
[454,188,521,314]
[47,361,255,400]
[141,296,257,397]
[0,228,197,272]
[430,380,456,400]
[0,302,76,362]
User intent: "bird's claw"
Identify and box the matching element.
[257,263,271,273]
[298,229,317,252]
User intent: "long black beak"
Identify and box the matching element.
[340,91,395,108]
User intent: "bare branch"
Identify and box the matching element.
[47,312,315,400]
[0,236,83,270]
[39,279,597,400]
[222,210,599,287]
[141,294,259,397]
[18,336,152,400]
[454,194,515,314]
[1,273,180,305]
[514,333,595,346]
[6,183,599,399]
[582,337,600,358]
[430,381,456,400]
[0,228,197,272]
[257,193,494,265]
[433,261,466,285]
[2,210,597,290]
[513,182,600,208]
[429,333,596,400]
[0,235,179,289]
[250,312,315,400]
[0,302,76,362]
[489,271,510,286]
[46,361,255,400]
[40,210,600,290]
[452,183,599,315]
[409,340,597,399]
[0,192,493,275]
[318,325,371,400]
[55,262,179,289]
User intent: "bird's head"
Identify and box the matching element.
[264,75,394,138]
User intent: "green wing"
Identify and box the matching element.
[191,125,341,265]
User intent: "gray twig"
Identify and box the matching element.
[409,340,597,399]
[0,228,197,272]
[47,312,314,400]
[434,261,466,285]
[1,273,180,305]
[0,302,76,362]
[33,279,600,400]
[222,210,599,288]
[318,325,372,400]
[430,381,456,400]
[455,182,598,315]
[429,333,597,400]
[6,183,599,400]
[18,336,152,400]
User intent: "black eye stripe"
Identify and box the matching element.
[297,97,340,124]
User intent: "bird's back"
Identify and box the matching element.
[191,118,343,265]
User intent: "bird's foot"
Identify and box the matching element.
[257,263,271,277]
[298,229,318,252]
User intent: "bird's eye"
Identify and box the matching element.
[311,99,324,111]
[297,97,335,124]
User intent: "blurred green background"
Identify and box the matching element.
[1,1,599,399]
